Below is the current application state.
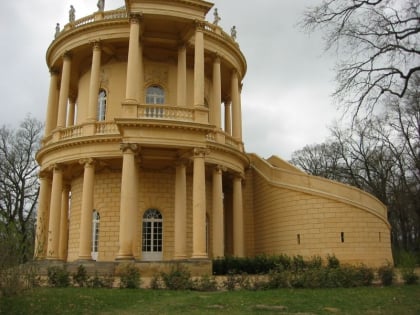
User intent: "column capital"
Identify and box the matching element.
[79,158,96,167]
[62,51,72,60]
[120,143,140,154]
[49,67,60,75]
[48,163,64,172]
[129,13,143,24]
[90,40,101,50]
[213,52,221,62]
[214,165,227,174]
[232,172,245,181]
[194,20,206,31]
[38,170,52,180]
[193,147,210,158]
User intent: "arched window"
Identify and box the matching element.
[142,208,163,261]
[97,89,107,121]
[91,210,100,260]
[146,85,165,104]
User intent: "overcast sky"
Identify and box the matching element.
[0,0,338,160]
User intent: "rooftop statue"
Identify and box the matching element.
[97,0,105,12]
[213,8,221,25]
[55,23,60,38]
[69,5,75,23]
[230,25,237,40]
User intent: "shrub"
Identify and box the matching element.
[161,264,192,290]
[326,254,340,269]
[193,274,218,291]
[222,271,237,291]
[47,266,70,287]
[150,273,164,289]
[0,264,39,297]
[398,251,419,285]
[72,265,88,287]
[266,266,291,289]
[117,263,141,289]
[378,263,394,286]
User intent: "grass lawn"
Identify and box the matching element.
[1,285,419,315]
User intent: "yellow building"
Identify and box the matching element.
[34,0,393,269]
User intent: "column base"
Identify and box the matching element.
[115,255,135,261]
[191,253,208,259]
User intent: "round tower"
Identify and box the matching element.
[35,0,248,263]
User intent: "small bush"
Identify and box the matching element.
[161,264,192,290]
[222,271,237,291]
[117,263,141,289]
[266,266,291,289]
[0,264,38,297]
[327,254,340,269]
[378,263,394,286]
[397,251,418,285]
[150,273,164,289]
[72,265,88,287]
[47,266,70,287]
[193,274,218,291]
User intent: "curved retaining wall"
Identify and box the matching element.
[248,154,393,266]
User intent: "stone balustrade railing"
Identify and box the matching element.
[137,104,194,122]
[57,9,232,44]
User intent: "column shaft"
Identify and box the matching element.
[44,70,59,136]
[174,162,187,259]
[67,98,76,127]
[87,42,102,122]
[224,102,232,135]
[46,166,63,260]
[212,166,224,258]
[194,24,205,106]
[34,175,51,259]
[125,16,141,102]
[212,57,222,128]
[59,186,70,261]
[231,71,241,139]
[57,54,72,128]
[78,160,95,260]
[192,149,207,258]
[117,144,139,260]
[233,176,244,257]
[177,45,187,107]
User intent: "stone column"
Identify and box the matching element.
[212,56,222,128]
[231,71,241,139]
[194,22,205,107]
[67,97,76,127]
[116,143,139,260]
[56,53,72,129]
[224,101,232,135]
[174,161,187,259]
[34,173,51,259]
[232,174,244,257]
[87,41,102,122]
[177,44,187,107]
[59,185,70,261]
[78,159,95,260]
[192,148,207,258]
[125,15,141,102]
[44,69,59,136]
[212,166,224,258]
[46,165,63,260]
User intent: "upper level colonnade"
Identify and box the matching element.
[43,5,246,150]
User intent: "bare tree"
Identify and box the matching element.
[302,0,420,117]
[0,116,43,265]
